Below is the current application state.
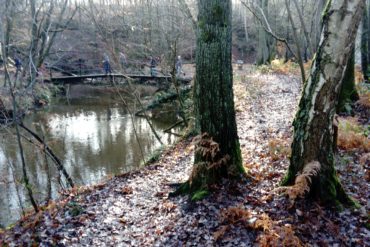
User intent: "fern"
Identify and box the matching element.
[191,133,231,171]
[279,161,321,207]
[217,207,304,245]
[257,224,304,247]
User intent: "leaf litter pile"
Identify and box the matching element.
[1,68,369,246]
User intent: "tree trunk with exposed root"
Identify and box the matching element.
[173,0,244,200]
[282,0,364,207]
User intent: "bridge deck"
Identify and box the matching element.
[50,73,181,84]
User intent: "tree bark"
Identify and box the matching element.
[337,48,360,112]
[314,0,327,51]
[282,0,364,206]
[285,0,306,82]
[368,0,370,70]
[361,5,369,82]
[3,0,15,88]
[173,0,244,200]
[292,0,314,58]
[4,0,14,59]
[256,0,273,65]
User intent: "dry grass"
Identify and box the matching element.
[233,72,264,112]
[233,78,248,112]
[269,59,312,78]
[217,207,303,246]
[355,66,364,84]
[267,138,291,161]
[356,91,370,109]
[337,117,370,152]
[355,67,370,107]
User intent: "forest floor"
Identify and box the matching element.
[0,65,369,246]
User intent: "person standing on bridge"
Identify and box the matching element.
[103,53,112,75]
[119,52,127,72]
[175,55,183,77]
[149,56,157,76]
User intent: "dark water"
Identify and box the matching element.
[0,93,179,227]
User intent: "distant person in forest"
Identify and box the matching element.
[149,55,157,76]
[14,56,22,73]
[103,53,112,75]
[119,52,127,72]
[175,55,183,76]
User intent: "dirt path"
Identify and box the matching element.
[1,68,369,246]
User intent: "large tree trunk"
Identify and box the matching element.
[368,0,370,72]
[173,0,244,200]
[361,4,369,82]
[282,0,364,206]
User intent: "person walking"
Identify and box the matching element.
[14,56,22,73]
[103,53,112,75]
[149,56,157,76]
[175,55,183,76]
[119,52,127,71]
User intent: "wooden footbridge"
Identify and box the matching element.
[50,73,191,85]
[46,56,192,85]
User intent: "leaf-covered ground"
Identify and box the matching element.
[1,67,369,246]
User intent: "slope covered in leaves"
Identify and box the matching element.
[1,66,369,246]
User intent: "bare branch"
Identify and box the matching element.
[241,0,297,59]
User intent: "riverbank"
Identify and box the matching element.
[1,68,369,246]
[0,83,58,114]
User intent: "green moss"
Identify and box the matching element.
[191,190,209,201]
[201,30,216,43]
[67,201,84,217]
[326,177,337,200]
[234,144,245,174]
[365,222,370,230]
[337,49,359,113]
[321,170,358,208]
[212,5,223,23]
[169,181,210,201]
[144,147,164,165]
[169,181,190,197]
[281,168,295,186]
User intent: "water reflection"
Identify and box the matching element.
[0,97,178,227]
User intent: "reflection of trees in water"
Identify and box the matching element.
[0,99,179,226]
[0,156,24,227]
[0,132,60,226]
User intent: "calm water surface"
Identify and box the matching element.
[0,94,179,227]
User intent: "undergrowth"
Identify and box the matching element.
[215,206,303,246]
[267,138,291,161]
[256,59,312,78]
[337,117,370,152]
[170,133,232,201]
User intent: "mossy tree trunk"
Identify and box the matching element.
[368,0,370,77]
[366,0,370,77]
[361,4,369,82]
[337,49,360,112]
[175,0,244,200]
[282,0,364,206]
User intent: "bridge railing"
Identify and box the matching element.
[48,59,155,77]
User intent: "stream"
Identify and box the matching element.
[0,90,179,227]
